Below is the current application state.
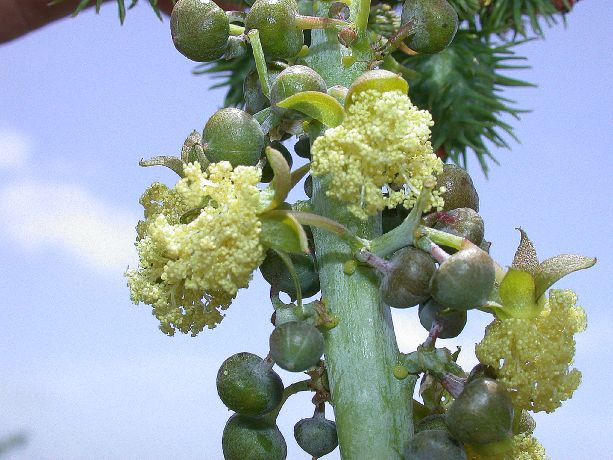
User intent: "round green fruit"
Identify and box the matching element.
[269,321,324,372]
[261,141,294,183]
[405,429,467,460]
[246,0,304,59]
[260,250,320,300]
[294,414,338,457]
[380,247,436,308]
[418,298,467,339]
[433,208,484,247]
[203,108,265,167]
[170,0,229,62]
[430,247,495,310]
[436,163,479,212]
[415,414,448,433]
[222,414,287,460]
[244,63,287,114]
[270,65,327,118]
[401,0,459,54]
[446,378,514,445]
[216,352,284,417]
[294,135,311,159]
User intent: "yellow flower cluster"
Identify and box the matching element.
[126,161,264,336]
[311,89,444,219]
[476,289,586,412]
[466,434,547,460]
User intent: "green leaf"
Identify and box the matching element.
[258,146,292,213]
[534,254,597,299]
[259,210,310,254]
[290,163,311,190]
[511,228,539,275]
[499,268,540,319]
[276,92,345,128]
[139,156,185,177]
[345,70,409,108]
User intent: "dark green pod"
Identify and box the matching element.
[294,414,338,457]
[436,163,479,212]
[418,298,467,339]
[380,247,436,308]
[270,65,327,118]
[243,63,287,114]
[260,250,320,299]
[445,378,514,445]
[304,175,313,198]
[382,205,409,234]
[415,414,448,433]
[433,208,484,247]
[430,247,495,310]
[261,141,294,183]
[216,352,284,417]
[404,429,467,460]
[401,0,459,54]
[203,108,265,167]
[246,0,304,59]
[269,321,324,372]
[294,135,311,159]
[170,0,229,62]
[222,414,287,460]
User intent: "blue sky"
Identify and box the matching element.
[0,2,611,459]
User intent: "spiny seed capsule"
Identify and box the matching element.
[430,247,495,310]
[245,0,304,59]
[222,414,287,460]
[170,0,229,62]
[260,250,320,300]
[294,414,338,457]
[405,429,467,460]
[216,352,283,417]
[433,208,485,247]
[401,0,459,54]
[261,141,294,183]
[202,108,265,167]
[445,378,514,445]
[269,321,324,372]
[418,298,467,339]
[270,65,327,119]
[436,163,479,212]
[379,246,436,308]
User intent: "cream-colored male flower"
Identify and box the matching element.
[311,89,444,219]
[126,161,264,336]
[476,289,586,413]
[466,433,547,460]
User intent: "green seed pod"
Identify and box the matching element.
[418,298,467,339]
[260,250,320,300]
[436,163,479,212]
[430,247,495,310]
[261,141,294,183]
[270,65,327,118]
[245,0,304,59]
[304,175,313,198]
[401,0,459,54]
[380,247,436,308]
[269,321,324,372]
[216,352,284,417]
[433,208,485,247]
[203,108,265,167]
[415,414,448,433]
[294,135,311,159]
[222,414,287,460]
[405,430,467,460]
[294,414,338,457]
[445,378,514,445]
[243,63,287,114]
[170,0,229,62]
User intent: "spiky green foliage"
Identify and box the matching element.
[48,0,162,24]
[193,53,254,108]
[398,32,534,173]
[479,0,566,37]
[447,0,481,21]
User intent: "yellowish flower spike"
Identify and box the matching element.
[476,289,587,413]
[311,89,444,219]
[126,161,264,336]
[466,433,547,460]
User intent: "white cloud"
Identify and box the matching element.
[0,127,31,170]
[0,180,138,272]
